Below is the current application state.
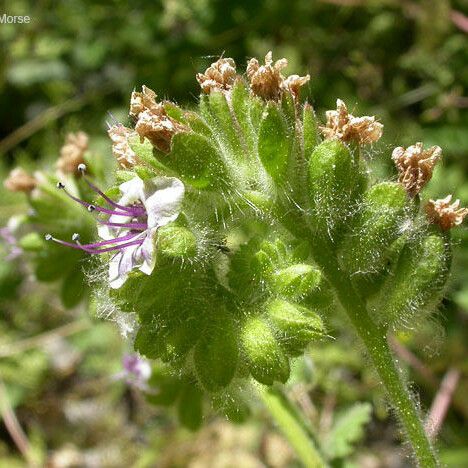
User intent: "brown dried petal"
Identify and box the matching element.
[320,99,383,145]
[196,57,237,93]
[283,74,310,98]
[426,195,468,230]
[129,85,162,119]
[4,168,37,193]
[108,125,138,168]
[56,131,89,174]
[246,51,288,100]
[392,142,442,196]
[134,110,185,153]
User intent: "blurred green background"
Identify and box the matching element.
[0,0,467,466]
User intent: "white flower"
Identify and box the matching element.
[103,176,185,288]
[46,168,185,289]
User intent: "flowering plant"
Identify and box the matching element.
[4,52,466,467]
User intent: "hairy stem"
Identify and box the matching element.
[258,385,327,467]
[310,236,437,468]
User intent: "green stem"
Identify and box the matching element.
[258,386,328,468]
[310,237,437,468]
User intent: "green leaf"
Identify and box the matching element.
[258,103,291,183]
[323,402,372,459]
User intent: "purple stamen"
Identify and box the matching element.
[49,173,151,259]
[78,239,144,255]
[46,233,144,254]
[97,219,147,230]
[78,165,143,215]
[77,232,142,248]
[58,183,140,217]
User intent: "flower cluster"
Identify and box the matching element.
[320,99,383,145]
[392,142,442,197]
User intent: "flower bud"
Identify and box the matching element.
[157,225,197,259]
[194,311,238,391]
[308,140,356,237]
[271,264,321,299]
[19,232,43,251]
[241,316,290,385]
[376,231,451,327]
[257,102,291,183]
[340,182,408,277]
[266,299,324,356]
[4,168,37,193]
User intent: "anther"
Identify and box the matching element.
[87,205,96,212]
[45,234,52,241]
[78,163,87,173]
[57,182,65,189]
[72,233,80,241]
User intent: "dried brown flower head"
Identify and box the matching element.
[320,99,383,145]
[108,125,138,168]
[129,86,186,152]
[196,57,237,93]
[4,167,37,193]
[246,51,309,100]
[57,131,88,174]
[129,85,161,120]
[426,195,468,231]
[392,143,442,197]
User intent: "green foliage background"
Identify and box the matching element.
[0,0,467,465]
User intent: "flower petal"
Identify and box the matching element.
[138,227,157,275]
[118,176,146,206]
[144,177,185,229]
